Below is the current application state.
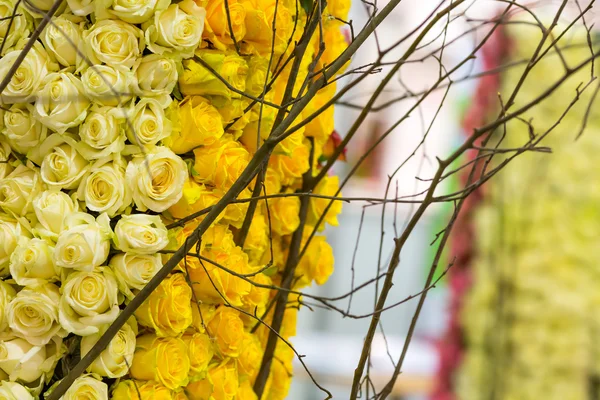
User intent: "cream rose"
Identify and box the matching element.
[0,281,15,332]
[0,336,62,382]
[10,237,58,287]
[32,190,78,240]
[0,164,44,217]
[0,381,34,400]
[0,216,27,276]
[84,20,144,70]
[0,0,32,56]
[125,146,187,212]
[126,98,172,148]
[22,0,67,17]
[40,15,84,68]
[132,54,178,102]
[80,318,137,378]
[77,157,132,217]
[0,42,56,104]
[77,106,127,160]
[2,104,47,155]
[81,65,134,107]
[34,72,90,134]
[7,284,66,346]
[58,267,122,336]
[96,0,169,23]
[38,134,89,190]
[113,214,169,254]
[0,142,13,180]
[60,374,108,400]
[54,212,112,272]
[109,253,162,299]
[143,0,206,59]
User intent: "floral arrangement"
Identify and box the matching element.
[456,19,600,400]
[0,0,349,396]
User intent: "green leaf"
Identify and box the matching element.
[300,0,313,14]
[172,84,183,101]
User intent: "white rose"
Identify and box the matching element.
[0,216,28,276]
[32,190,78,241]
[126,98,172,148]
[0,142,13,180]
[54,212,112,272]
[10,237,58,287]
[83,20,144,70]
[40,14,85,68]
[34,72,90,134]
[0,42,57,104]
[113,214,169,254]
[7,284,67,346]
[132,54,178,101]
[0,281,16,332]
[96,0,169,24]
[0,0,32,55]
[59,375,108,400]
[77,106,127,160]
[77,157,132,216]
[80,318,137,378]
[0,164,45,217]
[2,104,47,155]
[39,134,89,190]
[58,267,122,336]
[81,65,134,107]
[143,0,206,59]
[125,146,186,212]
[109,253,162,299]
[0,381,34,400]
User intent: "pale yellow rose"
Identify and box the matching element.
[112,380,178,400]
[0,42,56,103]
[0,381,34,400]
[10,237,58,287]
[81,65,134,107]
[0,0,32,56]
[77,106,127,160]
[39,134,89,190]
[0,164,45,217]
[54,212,112,271]
[22,0,67,17]
[80,318,137,378]
[34,72,90,134]
[67,0,95,15]
[95,0,169,23]
[58,267,122,336]
[143,0,206,59]
[40,14,85,68]
[109,253,162,300]
[132,54,179,101]
[83,20,144,69]
[0,336,62,383]
[2,104,47,155]
[0,143,13,180]
[7,283,66,346]
[113,213,169,254]
[32,190,78,241]
[130,334,191,390]
[77,157,132,217]
[60,374,108,400]
[126,98,172,148]
[0,281,15,332]
[125,146,187,212]
[0,216,28,276]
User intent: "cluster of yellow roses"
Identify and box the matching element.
[0,0,349,396]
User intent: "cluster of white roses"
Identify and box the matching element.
[0,0,207,397]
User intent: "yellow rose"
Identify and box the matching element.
[135,273,193,337]
[0,382,34,400]
[109,253,163,300]
[208,360,238,400]
[0,164,44,217]
[269,131,309,186]
[241,0,292,55]
[77,157,132,217]
[165,97,224,154]
[58,267,122,336]
[314,25,349,74]
[60,374,108,400]
[218,187,250,228]
[143,0,206,59]
[297,234,334,286]
[268,195,300,236]
[76,106,127,160]
[243,211,268,262]
[81,65,134,107]
[168,179,220,221]
[39,134,89,190]
[180,51,248,99]
[95,0,170,23]
[207,306,244,357]
[80,317,137,378]
[125,146,187,212]
[303,84,335,142]
[237,332,262,378]
[192,136,250,189]
[0,216,28,275]
[112,380,178,400]
[0,336,62,383]
[308,174,342,229]
[236,380,257,400]
[242,272,270,318]
[190,302,217,334]
[266,343,293,400]
[183,332,214,376]
[0,0,32,56]
[114,214,169,254]
[84,20,144,69]
[7,284,66,346]
[133,54,179,101]
[2,104,47,155]
[185,378,212,400]
[245,56,269,97]
[40,14,84,68]
[32,190,78,241]
[54,212,112,271]
[203,0,246,50]
[211,96,251,134]
[325,0,350,23]
[130,334,191,389]
[10,237,58,287]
